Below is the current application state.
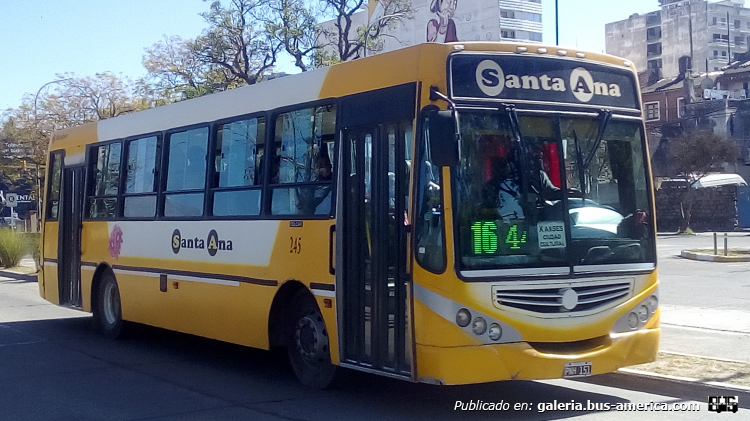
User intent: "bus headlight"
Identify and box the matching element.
[637,305,649,322]
[456,309,471,327]
[472,317,487,335]
[488,323,503,341]
[647,295,658,311]
[627,312,639,329]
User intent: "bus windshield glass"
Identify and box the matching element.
[453,111,655,273]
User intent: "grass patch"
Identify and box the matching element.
[630,352,750,387]
[690,248,750,257]
[0,230,39,269]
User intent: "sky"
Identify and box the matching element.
[0,0,662,111]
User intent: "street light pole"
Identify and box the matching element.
[33,78,72,126]
[556,0,559,45]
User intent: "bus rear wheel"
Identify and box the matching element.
[287,290,337,389]
[94,271,125,339]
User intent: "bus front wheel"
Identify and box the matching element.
[94,271,125,339]
[287,290,337,389]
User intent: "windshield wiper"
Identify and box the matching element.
[572,130,587,203]
[583,110,612,169]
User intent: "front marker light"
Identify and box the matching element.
[456,309,471,327]
[488,323,503,341]
[472,317,487,335]
[637,305,649,322]
[647,295,658,311]
[628,312,639,329]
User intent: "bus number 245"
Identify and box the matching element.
[290,237,302,254]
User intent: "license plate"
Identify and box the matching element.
[563,361,592,378]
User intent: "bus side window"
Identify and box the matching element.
[270,105,336,216]
[415,115,446,272]
[164,127,209,217]
[46,151,64,220]
[88,142,122,219]
[211,117,264,217]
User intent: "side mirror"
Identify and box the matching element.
[428,110,460,167]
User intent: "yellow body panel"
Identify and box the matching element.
[416,327,659,385]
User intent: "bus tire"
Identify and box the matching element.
[287,290,337,389]
[94,271,126,339]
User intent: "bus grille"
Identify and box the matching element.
[492,280,632,314]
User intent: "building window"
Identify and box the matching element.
[501,29,516,39]
[713,17,717,25]
[736,36,744,46]
[500,10,515,19]
[647,43,662,57]
[722,50,727,57]
[677,97,685,119]
[714,50,719,58]
[646,12,661,27]
[88,142,122,219]
[527,13,542,22]
[647,27,662,41]
[164,127,209,217]
[735,20,740,29]
[644,102,660,122]
[528,32,542,42]
[647,59,662,69]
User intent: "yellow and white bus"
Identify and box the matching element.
[39,42,659,388]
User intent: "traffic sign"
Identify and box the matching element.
[6,193,17,208]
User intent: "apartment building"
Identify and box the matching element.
[606,0,750,77]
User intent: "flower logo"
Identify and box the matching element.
[109,224,123,260]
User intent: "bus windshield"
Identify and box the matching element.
[453,110,655,273]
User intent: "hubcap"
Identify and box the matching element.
[294,311,328,364]
[103,282,120,325]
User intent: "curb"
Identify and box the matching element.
[0,269,38,282]
[578,369,750,403]
[680,250,750,262]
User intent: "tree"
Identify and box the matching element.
[667,129,739,232]
[316,0,414,63]
[192,0,281,85]
[262,0,318,71]
[0,74,145,201]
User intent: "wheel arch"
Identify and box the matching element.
[89,262,114,313]
[268,280,310,348]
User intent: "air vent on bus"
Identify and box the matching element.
[492,280,632,314]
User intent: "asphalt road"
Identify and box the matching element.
[1,268,747,420]
[655,233,750,362]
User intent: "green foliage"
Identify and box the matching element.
[668,129,739,185]
[0,229,27,268]
[667,130,740,232]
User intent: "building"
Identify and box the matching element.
[317,0,543,58]
[606,0,750,78]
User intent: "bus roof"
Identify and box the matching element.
[48,41,636,151]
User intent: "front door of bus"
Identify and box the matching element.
[58,166,84,307]
[341,122,411,376]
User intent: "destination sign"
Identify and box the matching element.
[450,55,639,109]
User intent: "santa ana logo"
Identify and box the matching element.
[474,60,622,103]
[171,229,234,256]
[207,229,233,256]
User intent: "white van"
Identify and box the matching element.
[659,173,747,189]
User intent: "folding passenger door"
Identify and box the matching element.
[58,166,85,307]
[337,83,417,377]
